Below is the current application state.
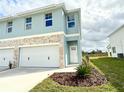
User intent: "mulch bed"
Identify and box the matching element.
[50,68,107,87]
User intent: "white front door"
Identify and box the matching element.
[70,46,78,64]
[19,46,59,67]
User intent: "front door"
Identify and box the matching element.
[70,45,78,64]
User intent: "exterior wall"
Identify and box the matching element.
[0,8,65,39]
[109,27,124,57]
[0,4,81,68]
[65,11,80,34]
[0,32,65,68]
[0,8,81,40]
[64,10,81,65]
[107,48,112,57]
[65,35,82,66]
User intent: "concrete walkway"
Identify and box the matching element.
[0,67,76,92]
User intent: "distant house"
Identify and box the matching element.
[108,25,124,58]
[0,3,82,68]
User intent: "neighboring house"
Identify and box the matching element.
[108,25,124,58]
[107,44,112,57]
[0,3,82,68]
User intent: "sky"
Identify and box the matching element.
[0,0,124,52]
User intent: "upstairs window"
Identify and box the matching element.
[7,21,13,33]
[112,47,116,53]
[67,15,75,28]
[45,13,52,27]
[25,17,32,30]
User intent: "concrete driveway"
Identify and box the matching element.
[0,67,76,92]
[0,67,9,72]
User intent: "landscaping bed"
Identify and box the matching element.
[50,68,107,87]
[31,57,124,92]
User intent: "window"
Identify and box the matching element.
[25,17,32,30]
[45,13,52,27]
[7,21,13,33]
[67,15,75,28]
[112,47,116,53]
[71,47,76,50]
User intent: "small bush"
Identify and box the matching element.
[77,55,91,77]
[76,65,91,77]
[82,55,90,65]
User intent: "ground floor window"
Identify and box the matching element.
[112,47,116,53]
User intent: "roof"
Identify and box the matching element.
[0,3,80,22]
[108,24,124,37]
[0,3,65,22]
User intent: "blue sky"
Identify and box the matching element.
[0,0,124,52]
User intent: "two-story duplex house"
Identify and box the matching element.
[0,3,82,68]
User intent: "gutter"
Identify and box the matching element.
[0,3,66,22]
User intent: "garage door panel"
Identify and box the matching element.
[20,46,59,67]
[0,49,14,67]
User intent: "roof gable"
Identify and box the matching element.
[108,24,124,37]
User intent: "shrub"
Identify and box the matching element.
[76,55,91,77]
[76,65,91,77]
[82,55,90,66]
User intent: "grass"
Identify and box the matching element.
[91,57,124,92]
[30,78,116,92]
[30,57,124,92]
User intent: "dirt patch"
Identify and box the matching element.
[50,68,107,87]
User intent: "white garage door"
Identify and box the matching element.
[0,49,14,67]
[19,46,59,67]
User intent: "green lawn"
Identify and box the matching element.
[30,78,116,92]
[30,57,124,92]
[91,57,124,92]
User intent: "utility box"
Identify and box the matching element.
[117,53,124,58]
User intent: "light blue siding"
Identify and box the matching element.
[66,11,80,34]
[64,36,82,65]
[0,8,65,39]
[0,6,82,66]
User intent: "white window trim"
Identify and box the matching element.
[7,22,13,33]
[45,13,52,20]
[7,26,13,32]
[67,15,75,28]
[45,13,52,26]
[112,47,116,53]
[45,18,52,21]
[45,18,53,22]
[25,18,32,30]
[25,23,32,30]
[68,21,75,27]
